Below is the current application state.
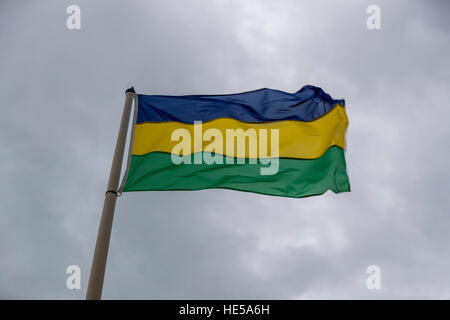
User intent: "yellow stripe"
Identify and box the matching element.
[132,105,348,159]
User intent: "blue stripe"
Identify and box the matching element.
[136,85,345,124]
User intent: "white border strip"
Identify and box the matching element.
[118,92,138,195]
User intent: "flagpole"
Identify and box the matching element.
[86,87,135,300]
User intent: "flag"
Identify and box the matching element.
[121,85,350,198]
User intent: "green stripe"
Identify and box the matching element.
[123,146,350,198]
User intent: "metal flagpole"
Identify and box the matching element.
[86,87,135,300]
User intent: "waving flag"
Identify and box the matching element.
[120,85,350,198]
[87,86,350,298]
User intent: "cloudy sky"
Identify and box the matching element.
[1,0,449,299]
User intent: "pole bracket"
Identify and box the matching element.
[105,190,119,197]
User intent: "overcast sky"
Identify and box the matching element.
[1,0,449,299]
